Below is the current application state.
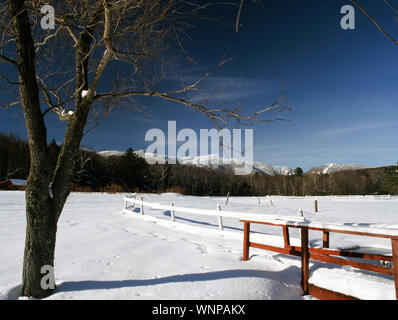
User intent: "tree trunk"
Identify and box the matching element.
[7,0,98,298]
[21,184,57,298]
[7,0,57,298]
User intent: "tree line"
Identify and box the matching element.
[0,133,397,196]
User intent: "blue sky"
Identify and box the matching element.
[1,0,398,170]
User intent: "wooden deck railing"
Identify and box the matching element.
[240,218,398,300]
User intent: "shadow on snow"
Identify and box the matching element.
[55,266,301,294]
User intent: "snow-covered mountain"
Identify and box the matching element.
[97,150,371,176]
[308,163,371,174]
[97,150,294,176]
[97,150,125,157]
[253,162,295,176]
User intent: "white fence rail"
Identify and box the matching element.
[122,195,306,231]
[122,195,398,237]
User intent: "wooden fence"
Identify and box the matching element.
[240,217,398,300]
[122,195,305,231]
[123,195,398,299]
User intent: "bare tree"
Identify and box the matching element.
[0,0,289,298]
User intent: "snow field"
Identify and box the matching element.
[1,191,397,299]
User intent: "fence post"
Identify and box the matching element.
[140,196,144,215]
[217,204,223,231]
[170,201,175,222]
[301,227,310,295]
[283,226,290,248]
[315,200,318,213]
[392,238,398,300]
[243,221,250,261]
[225,192,230,205]
[132,193,136,209]
[298,208,304,217]
[323,231,330,249]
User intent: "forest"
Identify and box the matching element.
[1,133,397,196]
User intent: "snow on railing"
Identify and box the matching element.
[121,194,306,231]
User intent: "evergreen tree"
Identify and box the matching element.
[124,148,142,166]
[383,166,398,194]
[123,148,150,190]
[294,167,303,176]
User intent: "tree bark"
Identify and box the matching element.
[21,194,57,298]
[7,0,102,297]
[7,0,57,298]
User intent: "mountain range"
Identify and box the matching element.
[97,150,372,176]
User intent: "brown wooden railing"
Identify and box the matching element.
[240,218,398,300]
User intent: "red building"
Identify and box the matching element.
[0,179,27,189]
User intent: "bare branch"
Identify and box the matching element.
[34,27,64,52]
[383,0,398,19]
[0,100,20,109]
[92,89,290,130]
[0,54,17,67]
[351,0,398,45]
[85,0,113,100]
[168,58,234,95]
[236,0,244,32]
[0,69,19,85]
[83,99,118,136]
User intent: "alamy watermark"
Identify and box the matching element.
[340,5,355,30]
[37,3,357,171]
[145,121,254,176]
[40,5,55,30]
[40,265,55,290]
[38,4,357,32]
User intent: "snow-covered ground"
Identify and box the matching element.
[0,191,397,300]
